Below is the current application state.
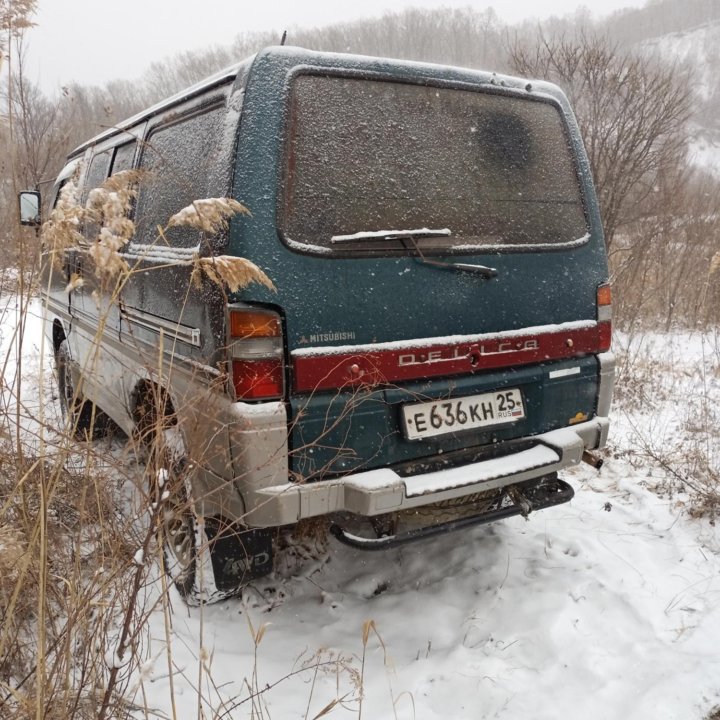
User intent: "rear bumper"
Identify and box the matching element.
[242,417,608,527]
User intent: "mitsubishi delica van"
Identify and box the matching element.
[38,47,614,603]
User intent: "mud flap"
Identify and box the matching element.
[203,518,274,591]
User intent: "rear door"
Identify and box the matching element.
[231,56,609,482]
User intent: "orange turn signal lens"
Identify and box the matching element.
[597,284,612,307]
[230,310,281,339]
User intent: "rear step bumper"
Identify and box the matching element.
[244,418,608,527]
[329,476,574,550]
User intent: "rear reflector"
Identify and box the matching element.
[598,321,612,353]
[228,307,285,400]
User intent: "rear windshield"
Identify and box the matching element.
[280,74,588,255]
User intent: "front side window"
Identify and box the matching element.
[81,151,112,242]
[280,75,588,255]
[81,151,111,205]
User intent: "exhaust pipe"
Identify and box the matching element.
[582,450,604,470]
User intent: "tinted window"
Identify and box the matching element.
[80,151,112,241]
[134,106,224,248]
[111,142,136,175]
[281,75,587,255]
[81,151,111,205]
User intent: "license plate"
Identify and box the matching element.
[402,388,525,440]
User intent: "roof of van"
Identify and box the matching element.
[70,55,255,156]
[69,46,566,158]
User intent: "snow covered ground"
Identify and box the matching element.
[134,329,720,720]
[128,460,719,719]
[0,292,55,443]
[4,296,720,719]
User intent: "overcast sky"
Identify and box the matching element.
[21,0,647,93]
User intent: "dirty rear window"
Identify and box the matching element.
[280,75,588,255]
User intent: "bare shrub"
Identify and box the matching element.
[613,330,720,519]
[611,168,720,331]
[506,32,720,334]
[508,31,693,253]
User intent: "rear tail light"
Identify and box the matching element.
[228,307,285,400]
[597,283,612,352]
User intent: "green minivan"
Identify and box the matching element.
[37,46,613,603]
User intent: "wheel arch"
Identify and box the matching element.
[129,372,248,523]
[130,377,178,439]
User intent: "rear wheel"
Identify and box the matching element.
[55,339,109,439]
[152,425,273,605]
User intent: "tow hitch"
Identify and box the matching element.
[329,475,574,551]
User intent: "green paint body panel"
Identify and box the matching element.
[225,47,609,480]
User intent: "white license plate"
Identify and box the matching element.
[402,388,525,440]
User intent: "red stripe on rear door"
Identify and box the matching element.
[291,321,609,393]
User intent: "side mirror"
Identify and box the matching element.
[18,191,41,226]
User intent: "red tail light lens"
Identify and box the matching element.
[231,358,284,400]
[228,307,285,401]
[597,283,612,352]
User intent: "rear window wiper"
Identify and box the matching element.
[414,256,498,279]
[330,228,498,279]
[331,228,453,243]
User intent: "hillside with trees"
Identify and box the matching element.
[3,0,720,326]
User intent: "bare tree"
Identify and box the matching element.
[3,61,70,190]
[1,0,37,166]
[0,1,37,260]
[508,32,693,250]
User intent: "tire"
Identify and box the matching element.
[55,339,109,440]
[153,426,273,605]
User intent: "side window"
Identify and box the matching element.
[110,141,137,175]
[80,151,112,205]
[134,105,224,248]
[80,151,112,242]
[48,159,82,212]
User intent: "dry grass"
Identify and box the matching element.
[0,437,145,719]
[613,331,720,519]
[0,183,348,718]
[192,254,275,294]
[0,259,159,717]
[168,197,249,234]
